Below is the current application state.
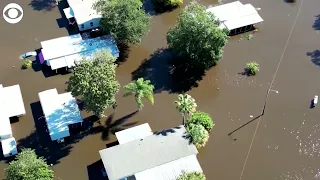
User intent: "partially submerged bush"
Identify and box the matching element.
[246,61,259,75]
[153,0,183,13]
[177,171,206,180]
[22,59,32,69]
[187,123,209,148]
[187,111,214,132]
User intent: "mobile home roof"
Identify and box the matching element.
[38,89,82,141]
[207,1,263,30]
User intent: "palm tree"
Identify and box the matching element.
[174,94,197,125]
[123,78,155,111]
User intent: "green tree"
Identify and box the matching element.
[177,171,206,180]
[174,94,197,125]
[94,0,150,45]
[67,50,120,117]
[123,78,155,111]
[167,2,228,69]
[187,123,209,148]
[187,111,214,132]
[5,149,54,180]
[153,0,183,12]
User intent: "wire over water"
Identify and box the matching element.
[239,0,306,179]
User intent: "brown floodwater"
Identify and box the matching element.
[0,0,320,179]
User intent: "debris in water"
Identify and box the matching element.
[250,115,253,118]
[247,34,253,40]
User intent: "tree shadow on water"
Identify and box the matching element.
[29,0,56,11]
[313,15,320,30]
[307,50,320,67]
[99,111,139,141]
[115,44,131,65]
[132,48,206,94]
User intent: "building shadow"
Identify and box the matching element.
[29,0,56,11]
[132,48,206,94]
[283,0,296,3]
[313,15,320,30]
[307,50,320,67]
[56,1,79,35]
[87,160,107,180]
[31,49,43,72]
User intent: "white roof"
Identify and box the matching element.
[206,1,263,30]
[63,7,74,19]
[0,84,25,117]
[115,123,153,144]
[41,34,83,60]
[41,35,119,70]
[1,137,17,157]
[134,155,203,180]
[207,1,244,22]
[0,115,12,139]
[67,0,101,24]
[38,89,83,141]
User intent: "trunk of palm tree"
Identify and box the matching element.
[182,114,185,125]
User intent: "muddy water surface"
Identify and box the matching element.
[0,0,319,179]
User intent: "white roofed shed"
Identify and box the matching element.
[38,89,83,141]
[115,123,153,144]
[65,0,101,31]
[206,1,263,31]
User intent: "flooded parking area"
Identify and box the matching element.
[0,0,320,179]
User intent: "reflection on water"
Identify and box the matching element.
[278,165,320,180]
[289,119,320,158]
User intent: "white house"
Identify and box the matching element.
[63,0,101,31]
[38,33,119,72]
[100,124,203,180]
[0,84,26,157]
[38,89,83,142]
[207,1,263,35]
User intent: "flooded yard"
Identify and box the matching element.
[0,0,320,179]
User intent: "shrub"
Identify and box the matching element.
[5,149,54,180]
[188,111,214,131]
[22,59,32,69]
[166,0,183,7]
[153,0,183,13]
[187,123,209,148]
[177,171,206,180]
[246,61,259,75]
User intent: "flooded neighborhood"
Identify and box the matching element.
[0,0,320,179]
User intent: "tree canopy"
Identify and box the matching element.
[187,123,209,148]
[176,171,206,180]
[187,111,214,132]
[94,0,150,45]
[174,94,197,124]
[5,149,54,180]
[123,78,154,111]
[67,50,120,116]
[167,2,228,69]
